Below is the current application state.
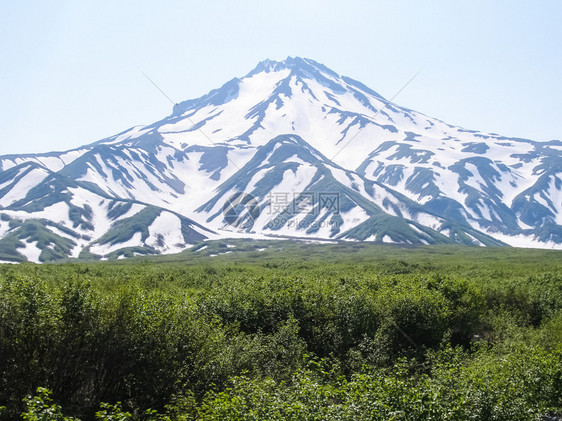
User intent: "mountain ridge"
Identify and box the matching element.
[0,56,560,262]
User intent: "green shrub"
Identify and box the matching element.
[0,246,560,419]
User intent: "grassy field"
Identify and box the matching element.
[1,241,561,420]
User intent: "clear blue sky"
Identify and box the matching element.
[1,0,560,155]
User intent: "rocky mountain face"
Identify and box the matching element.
[0,57,560,262]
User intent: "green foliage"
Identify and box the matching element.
[21,388,78,421]
[95,207,161,246]
[95,403,131,420]
[0,219,76,262]
[0,245,561,419]
[0,233,26,261]
[195,343,562,420]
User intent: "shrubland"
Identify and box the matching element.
[0,242,561,420]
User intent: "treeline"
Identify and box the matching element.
[0,257,561,419]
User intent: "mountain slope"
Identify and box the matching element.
[0,56,559,261]
[197,134,504,246]
[0,169,215,262]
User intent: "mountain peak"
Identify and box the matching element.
[176,57,346,114]
[246,56,340,79]
[244,57,384,102]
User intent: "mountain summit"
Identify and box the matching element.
[0,57,560,262]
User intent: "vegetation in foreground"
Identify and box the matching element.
[0,242,561,420]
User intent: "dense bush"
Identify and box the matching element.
[0,245,561,419]
[196,344,562,420]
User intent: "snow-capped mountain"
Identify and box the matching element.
[0,57,560,262]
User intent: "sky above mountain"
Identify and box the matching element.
[1,0,561,155]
